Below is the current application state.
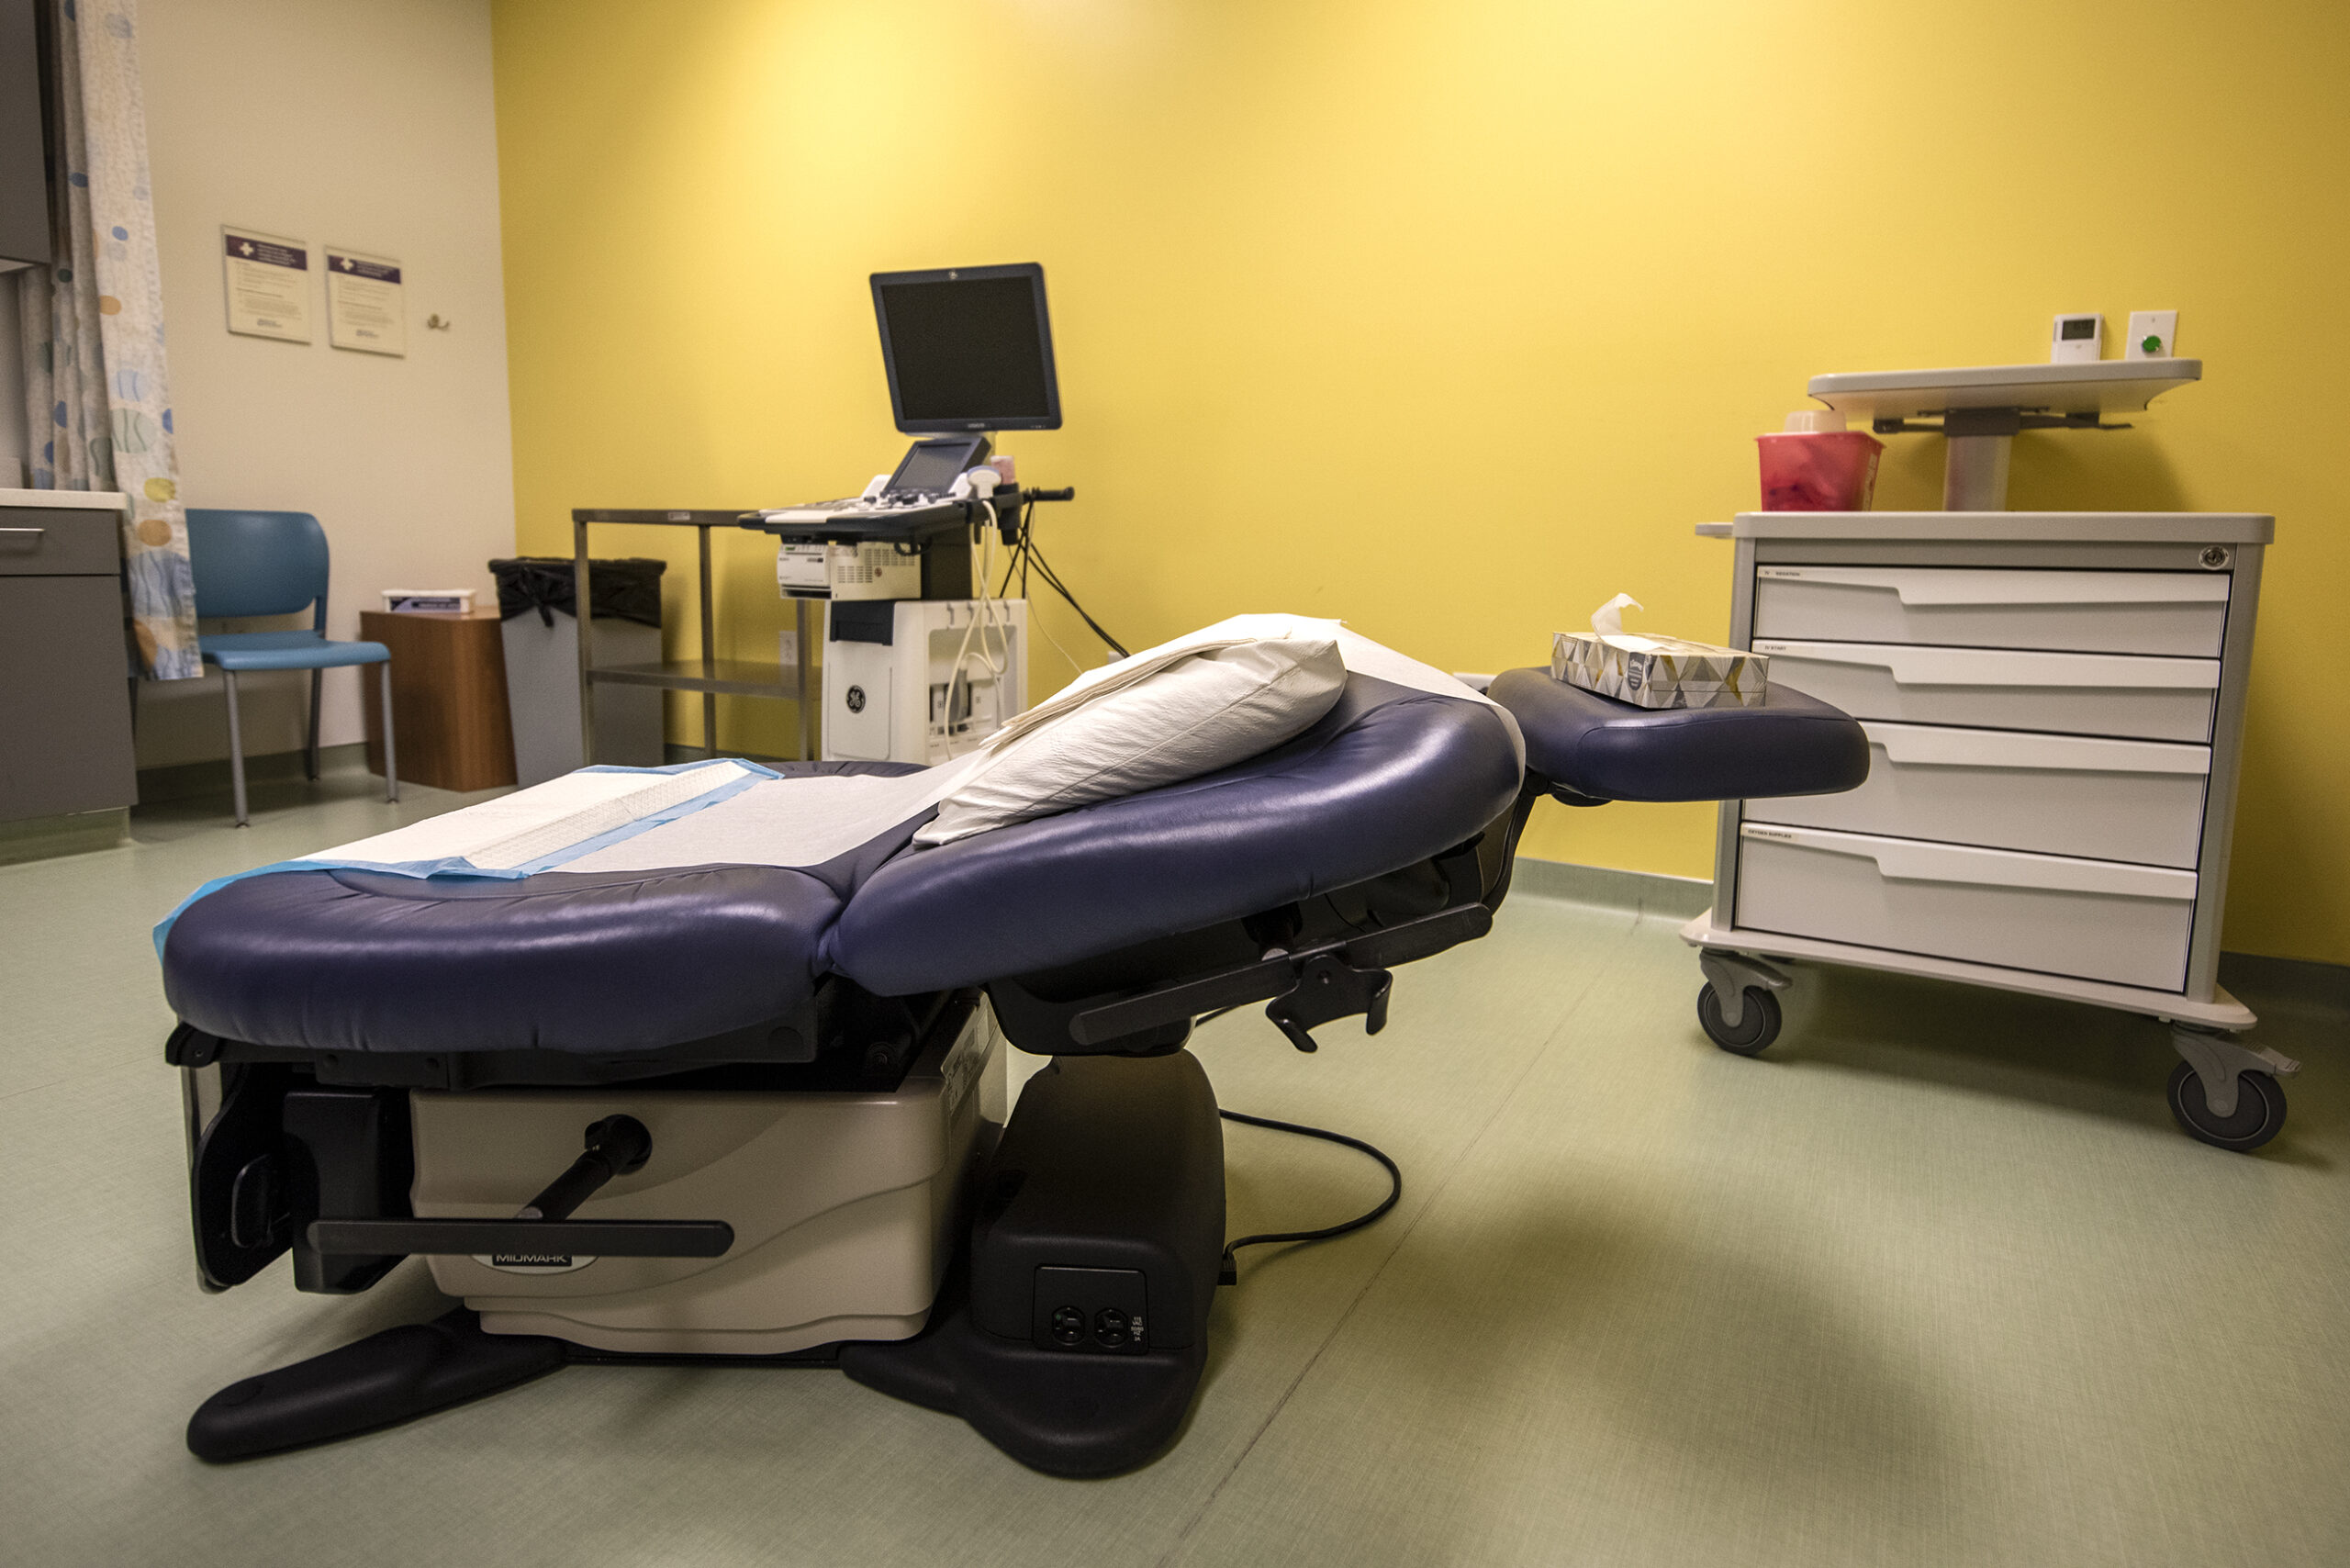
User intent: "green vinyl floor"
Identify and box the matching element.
[0,761,2344,1567]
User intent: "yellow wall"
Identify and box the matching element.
[491,0,2350,965]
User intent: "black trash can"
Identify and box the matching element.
[488,557,667,784]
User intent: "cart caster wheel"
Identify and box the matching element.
[1698,984,1781,1056]
[2165,1060,2286,1152]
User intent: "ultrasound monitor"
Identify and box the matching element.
[871,263,1062,433]
[884,434,990,499]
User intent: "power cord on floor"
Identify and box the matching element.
[1215,1109,1403,1286]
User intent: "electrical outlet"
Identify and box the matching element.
[2051,313,2103,364]
[2125,309,2179,361]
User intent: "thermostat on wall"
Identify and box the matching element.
[2051,313,2102,364]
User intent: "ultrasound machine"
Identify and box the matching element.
[753,263,1076,766]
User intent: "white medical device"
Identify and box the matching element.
[754,262,1067,766]
[2051,312,2103,364]
[824,596,1028,766]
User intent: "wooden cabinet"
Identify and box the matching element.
[359,609,519,793]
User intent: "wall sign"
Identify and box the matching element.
[326,247,407,356]
[221,226,310,342]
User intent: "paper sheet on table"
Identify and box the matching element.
[300,761,765,873]
[564,752,991,872]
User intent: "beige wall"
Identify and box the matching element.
[132,0,514,767]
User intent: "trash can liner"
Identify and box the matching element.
[488,557,666,629]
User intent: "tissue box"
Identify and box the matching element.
[381,589,475,614]
[1551,631,1768,710]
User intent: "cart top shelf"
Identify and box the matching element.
[1695,510,2273,543]
[1807,359,2201,422]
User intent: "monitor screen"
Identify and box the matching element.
[871,263,1062,432]
[888,436,986,498]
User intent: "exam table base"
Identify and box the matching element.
[842,1050,1227,1478]
[186,1047,1228,1476]
[412,1014,1002,1358]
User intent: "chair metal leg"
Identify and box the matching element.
[307,669,323,781]
[379,663,399,804]
[222,670,251,827]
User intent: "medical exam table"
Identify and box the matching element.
[159,636,1864,1475]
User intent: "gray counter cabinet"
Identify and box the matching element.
[0,492,137,827]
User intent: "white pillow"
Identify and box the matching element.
[913,636,1348,846]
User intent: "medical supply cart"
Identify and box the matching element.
[571,509,819,763]
[1683,362,2300,1151]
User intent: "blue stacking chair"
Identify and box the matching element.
[185,510,397,827]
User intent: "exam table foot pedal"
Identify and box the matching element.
[185,1306,565,1462]
[841,1050,1225,1477]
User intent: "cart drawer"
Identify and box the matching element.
[1752,640,2218,743]
[1734,823,2196,992]
[1753,566,2229,656]
[0,507,121,577]
[1745,722,2210,868]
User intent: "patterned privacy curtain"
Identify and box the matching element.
[13,0,196,678]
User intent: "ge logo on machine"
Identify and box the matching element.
[845,685,867,713]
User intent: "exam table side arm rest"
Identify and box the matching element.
[989,825,1502,1057]
[1488,667,1872,804]
[1053,899,1495,1051]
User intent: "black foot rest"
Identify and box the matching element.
[1488,668,1868,803]
[187,1308,565,1462]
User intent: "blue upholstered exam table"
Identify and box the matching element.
[159,657,1864,1475]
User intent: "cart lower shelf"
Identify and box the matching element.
[1679,912,2300,1153]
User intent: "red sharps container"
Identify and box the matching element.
[1757,411,1883,510]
